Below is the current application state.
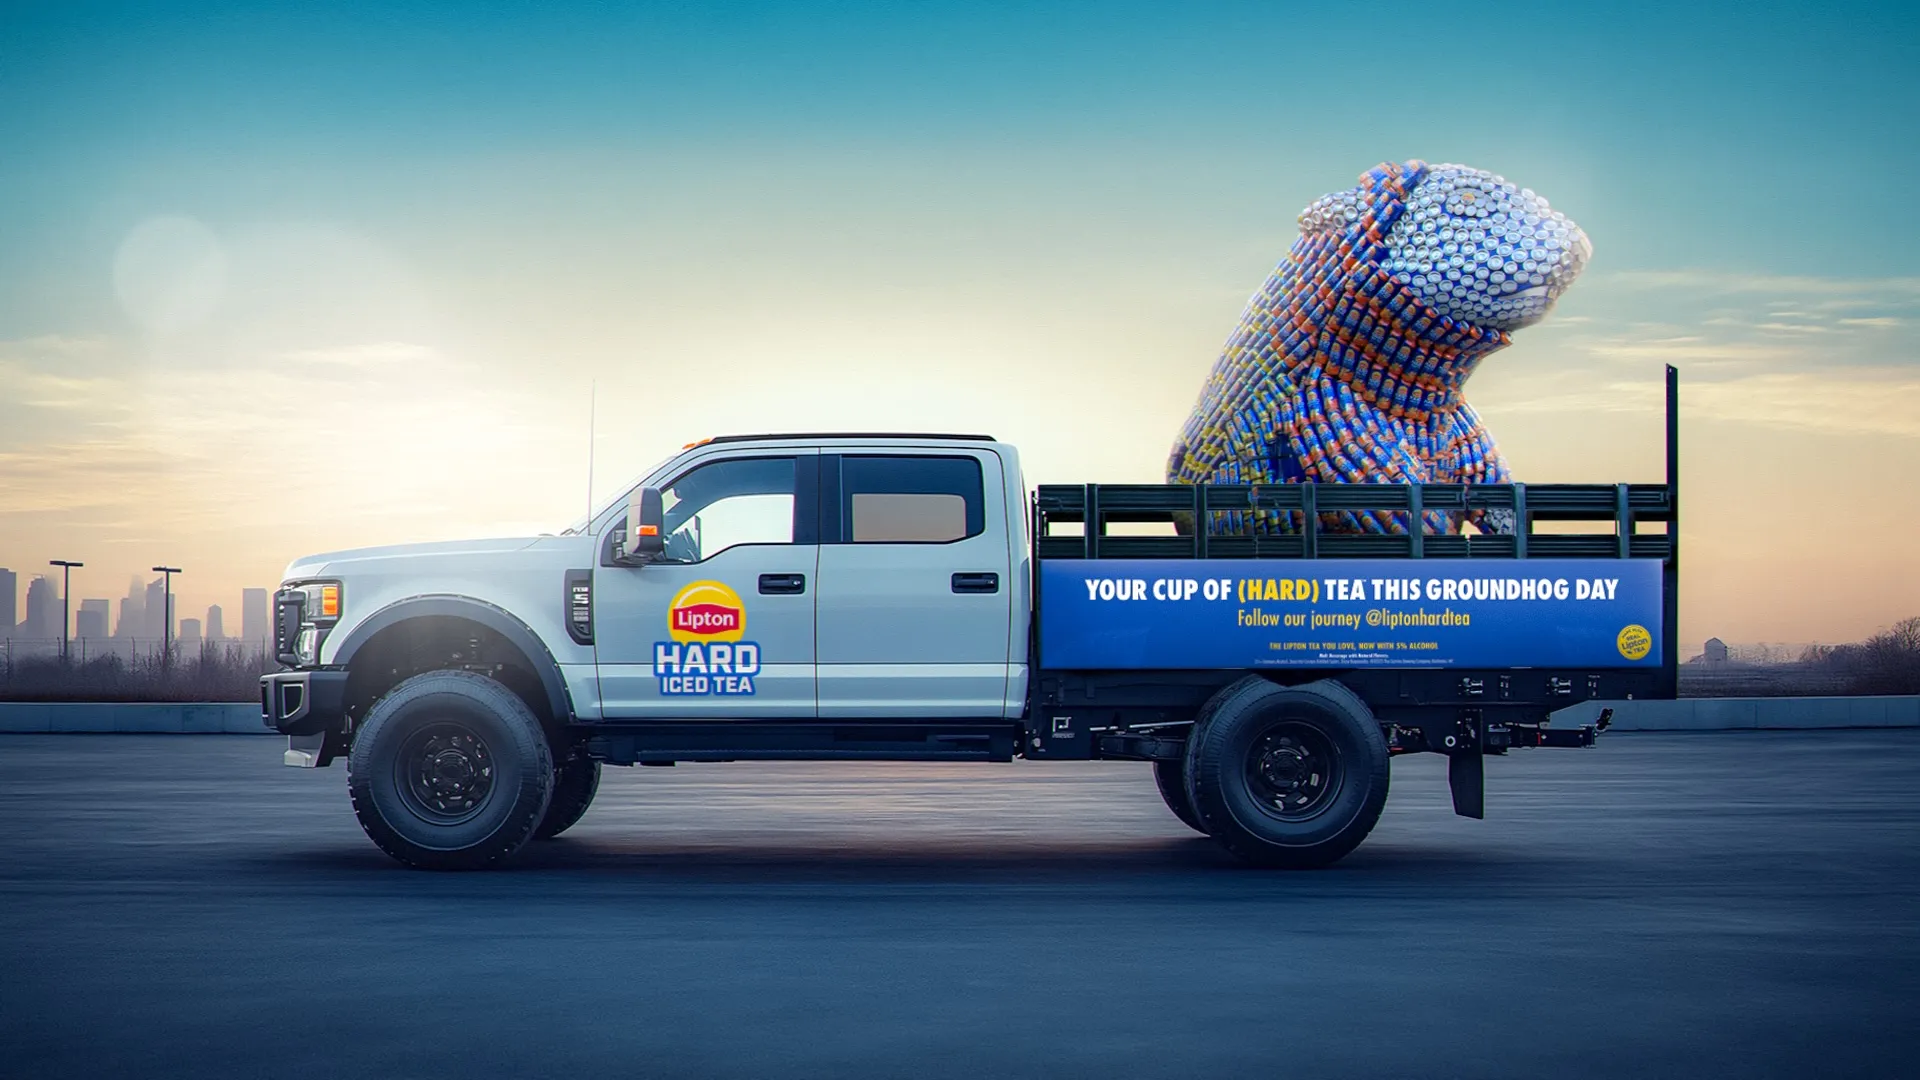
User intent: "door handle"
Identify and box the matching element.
[758,573,806,595]
[951,572,999,594]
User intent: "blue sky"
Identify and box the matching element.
[5,1,1914,277]
[1,1,1917,646]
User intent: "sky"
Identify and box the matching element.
[1,0,1917,653]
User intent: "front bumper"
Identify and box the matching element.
[260,669,348,737]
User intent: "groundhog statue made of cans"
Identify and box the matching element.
[1166,159,1590,534]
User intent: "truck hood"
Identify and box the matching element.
[283,535,562,580]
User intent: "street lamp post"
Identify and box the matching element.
[49,559,83,663]
[152,566,182,670]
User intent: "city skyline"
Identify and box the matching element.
[0,563,272,646]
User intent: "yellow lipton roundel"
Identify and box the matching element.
[668,580,747,643]
[1616,624,1652,661]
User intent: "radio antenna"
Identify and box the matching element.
[585,379,596,525]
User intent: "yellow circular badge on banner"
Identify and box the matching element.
[668,580,747,643]
[1616,624,1652,661]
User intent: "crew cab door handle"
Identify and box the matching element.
[951,572,999,594]
[758,573,806,595]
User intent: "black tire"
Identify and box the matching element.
[534,756,602,840]
[347,669,554,870]
[1184,676,1389,869]
[1152,758,1207,834]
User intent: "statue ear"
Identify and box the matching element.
[1363,159,1427,186]
[1359,160,1430,230]
[1298,162,1430,239]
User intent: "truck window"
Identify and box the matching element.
[838,455,984,543]
[660,456,797,562]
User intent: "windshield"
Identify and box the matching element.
[657,456,796,562]
[555,449,683,535]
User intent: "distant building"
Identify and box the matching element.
[1686,637,1735,665]
[144,578,170,641]
[178,617,202,647]
[24,576,56,639]
[242,588,269,648]
[0,567,15,633]
[76,599,110,641]
[206,604,226,642]
[115,576,144,638]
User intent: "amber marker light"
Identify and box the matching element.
[320,584,340,618]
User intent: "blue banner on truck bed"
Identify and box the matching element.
[1039,559,1663,670]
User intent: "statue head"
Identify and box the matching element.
[1298,161,1591,331]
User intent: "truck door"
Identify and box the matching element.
[814,450,1013,718]
[594,451,819,719]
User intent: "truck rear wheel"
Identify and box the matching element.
[346,669,554,870]
[1152,758,1207,834]
[534,757,601,840]
[1184,677,1389,868]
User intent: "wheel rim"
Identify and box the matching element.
[1244,719,1344,821]
[396,720,497,825]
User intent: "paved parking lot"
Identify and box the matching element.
[1,730,1915,1078]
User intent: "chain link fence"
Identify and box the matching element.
[0,637,281,702]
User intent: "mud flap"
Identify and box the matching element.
[1448,749,1485,819]
[1448,711,1486,819]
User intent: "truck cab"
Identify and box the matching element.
[264,434,1045,867]
[587,435,1030,723]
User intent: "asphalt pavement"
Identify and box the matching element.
[1,731,1916,1079]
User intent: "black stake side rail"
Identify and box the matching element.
[1032,479,1674,562]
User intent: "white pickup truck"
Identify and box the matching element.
[264,418,1677,871]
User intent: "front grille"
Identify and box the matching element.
[274,590,305,666]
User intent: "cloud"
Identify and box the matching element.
[0,333,580,530]
[0,334,111,358]
[0,366,135,411]
[279,342,444,369]
[1484,268,1920,438]
[0,431,177,513]
[1585,271,1920,341]
[1555,271,1920,390]
[1603,270,1920,297]
[1578,336,1795,367]
[1482,367,1920,438]
[1684,370,1920,438]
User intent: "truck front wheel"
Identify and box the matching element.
[1184,677,1389,868]
[347,670,555,870]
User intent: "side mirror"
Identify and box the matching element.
[616,486,666,565]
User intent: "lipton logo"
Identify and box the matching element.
[668,581,746,643]
[674,604,739,635]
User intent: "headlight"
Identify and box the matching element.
[290,581,342,667]
[298,582,342,621]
